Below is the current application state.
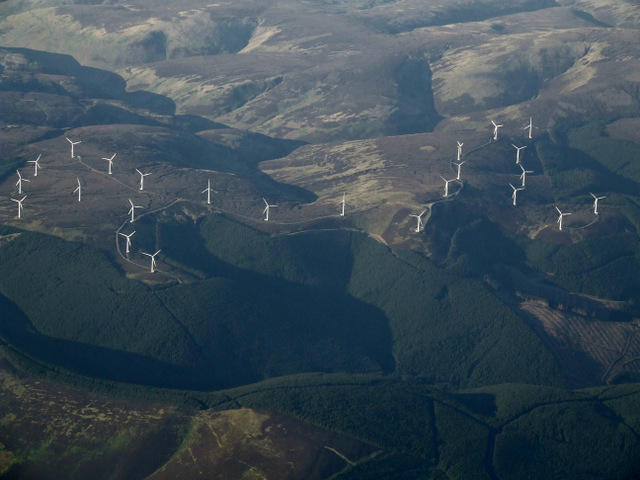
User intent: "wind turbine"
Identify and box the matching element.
[440,176,453,198]
[456,141,464,161]
[590,192,606,215]
[509,183,524,206]
[512,144,526,164]
[409,210,426,233]
[453,160,466,180]
[518,163,533,187]
[135,169,151,191]
[103,153,116,175]
[119,230,136,254]
[11,195,26,219]
[127,198,143,223]
[262,198,277,221]
[555,206,571,231]
[73,177,82,202]
[65,136,81,158]
[15,170,30,194]
[491,120,503,141]
[142,249,161,273]
[202,179,215,205]
[28,154,42,177]
[524,117,535,139]
[338,192,347,217]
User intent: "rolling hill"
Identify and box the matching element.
[1,0,640,478]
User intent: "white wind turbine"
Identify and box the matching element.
[103,153,116,175]
[555,206,572,231]
[453,160,466,180]
[509,183,524,206]
[127,198,143,223]
[456,141,464,161]
[28,154,42,177]
[119,230,136,254]
[142,249,161,273]
[409,210,427,233]
[512,144,527,164]
[338,192,347,217]
[135,169,152,191]
[15,170,30,194]
[66,136,81,158]
[73,177,82,202]
[590,192,606,215]
[11,195,26,219]
[491,120,503,141]
[440,176,453,198]
[262,198,277,221]
[524,117,535,139]
[202,179,216,205]
[518,163,533,187]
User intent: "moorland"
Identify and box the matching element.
[1,0,640,478]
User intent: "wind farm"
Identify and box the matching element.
[1,2,640,478]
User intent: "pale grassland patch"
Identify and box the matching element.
[0,370,26,397]
[0,414,17,426]
[239,23,282,53]
[262,139,384,185]
[431,36,522,104]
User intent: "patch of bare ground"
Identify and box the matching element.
[519,301,640,387]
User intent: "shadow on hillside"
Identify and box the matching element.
[0,293,237,390]
[157,220,396,382]
[2,47,315,204]
[0,243,395,391]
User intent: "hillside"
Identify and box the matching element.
[2,361,640,479]
[2,0,640,478]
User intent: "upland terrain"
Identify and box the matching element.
[1,0,640,478]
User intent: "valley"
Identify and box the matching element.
[1,0,640,478]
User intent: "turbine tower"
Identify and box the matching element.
[512,144,527,164]
[590,192,606,215]
[103,153,116,175]
[28,154,42,177]
[65,136,81,158]
[338,192,347,217]
[555,206,572,231]
[73,177,82,202]
[524,117,534,139]
[262,198,277,221]
[119,230,136,254]
[491,120,503,141]
[453,160,466,180]
[15,170,30,194]
[509,183,524,206]
[127,198,143,223]
[456,141,464,161]
[142,250,161,273]
[135,169,151,191]
[409,210,427,233]
[440,176,453,198]
[202,179,215,205]
[11,196,26,219]
[518,163,533,187]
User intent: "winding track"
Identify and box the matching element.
[70,134,599,279]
